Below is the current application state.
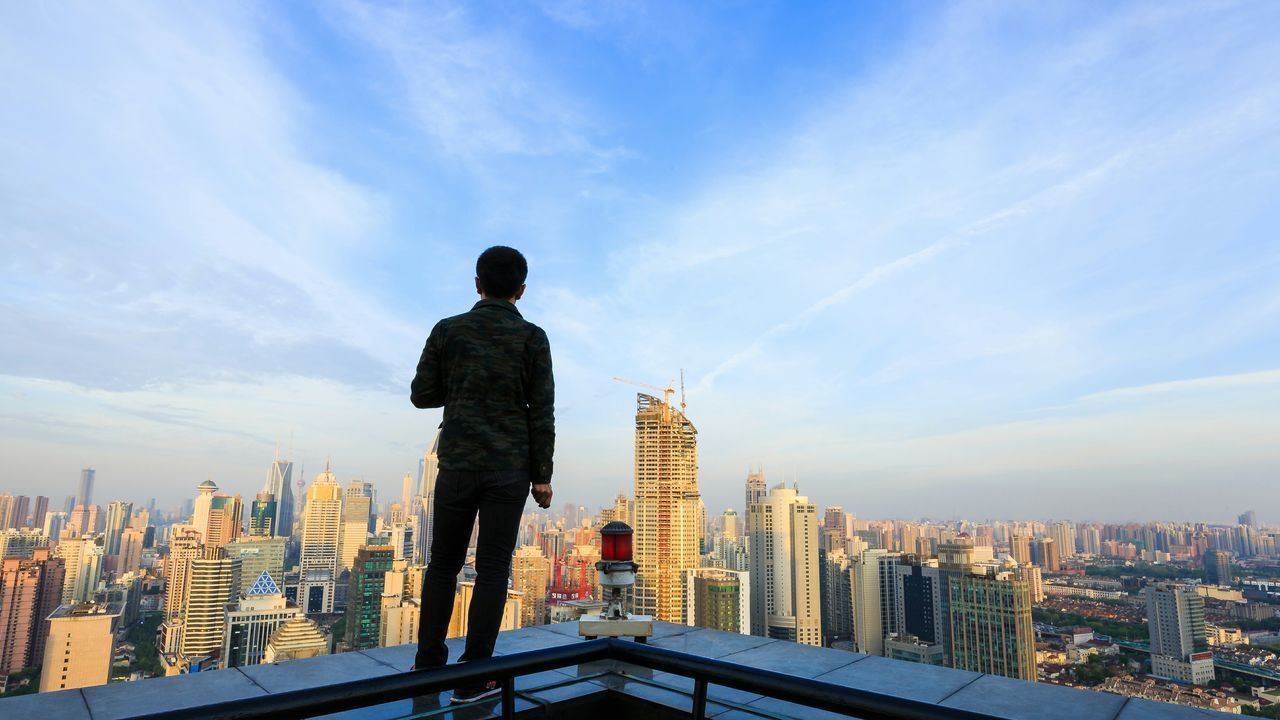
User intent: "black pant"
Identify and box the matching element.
[416,469,528,669]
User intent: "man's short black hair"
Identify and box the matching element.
[476,246,528,299]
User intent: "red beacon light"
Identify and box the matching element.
[599,521,633,563]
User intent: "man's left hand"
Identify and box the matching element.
[531,483,553,509]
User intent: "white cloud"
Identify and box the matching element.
[0,2,419,391]
[328,0,598,159]
[1078,369,1280,404]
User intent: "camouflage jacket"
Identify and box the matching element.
[410,299,555,483]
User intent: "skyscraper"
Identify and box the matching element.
[1079,525,1102,556]
[249,492,277,537]
[1204,549,1232,586]
[299,465,343,614]
[222,570,302,668]
[117,527,145,575]
[226,536,288,596]
[1009,535,1032,566]
[55,536,103,604]
[1049,522,1076,559]
[721,509,740,538]
[0,528,50,559]
[67,505,100,537]
[686,568,749,634]
[412,432,440,566]
[511,544,551,627]
[345,545,393,650]
[339,480,374,572]
[1238,510,1257,529]
[1146,583,1214,685]
[745,468,766,515]
[819,549,852,644]
[77,468,95,508]
[948,570,1036,681]
[401,471,415,518]
[1031,537,1060,572]
[447,582,523,638]
[103,500,132,564]
[163,529,204,624]
[851,549,901,656]
[0,495,29,531]
[0,548,65,672]
[936,538,976,663]
[632,391,700,624]
[890,555,945,664]
[30,496,49,532]
[748,485,821,646]
[0,496,15,531]
[264,458,295,539]
[192,480,218,540]
[39,602,120,692]
[180,546,241,659]
[191,482,243,550]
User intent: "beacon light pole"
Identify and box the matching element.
[579,521,653,642]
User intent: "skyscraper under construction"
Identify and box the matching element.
[631,390,700,624]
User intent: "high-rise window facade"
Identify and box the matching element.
[632,392,700,624]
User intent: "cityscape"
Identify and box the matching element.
[0,390,1276,715]
[3,2,1279,718]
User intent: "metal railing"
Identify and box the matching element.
[126,638,1002,720]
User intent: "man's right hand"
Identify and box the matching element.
[531,483,553,509]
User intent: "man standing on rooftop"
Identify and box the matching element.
[409,246,555,703]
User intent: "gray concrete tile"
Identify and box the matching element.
[239,650,397,693]
[521,676,610,705]
[360,637,468,671]
[360,644,418,671]
[941,674,1127,720]
[0,687,91,720]
[82,668,266,720]
[491,626,587,655]
[1114,697,1221,719]
[513,667,581,689]
[641,670,766,706]
[539,619,592,638]
[716,640,864,678]
[813,655,977,704]
[650,628,777,658]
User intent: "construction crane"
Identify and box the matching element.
[612,373,687,418]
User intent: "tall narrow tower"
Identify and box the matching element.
[747,485,821,646]
[413,432,440,565]
[745,468,766,515]
[632,391,700,624]
[339,480,373,572]
[264,458,294,539]
[77,468,95,508]
[1146,583,1214,685]
[299,464,343,615]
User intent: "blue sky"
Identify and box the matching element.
[2,1,1278,523]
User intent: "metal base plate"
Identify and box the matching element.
[579,615,654,639]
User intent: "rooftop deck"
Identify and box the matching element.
[1,621,1218,719]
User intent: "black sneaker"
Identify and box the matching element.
[450,680,502,704]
